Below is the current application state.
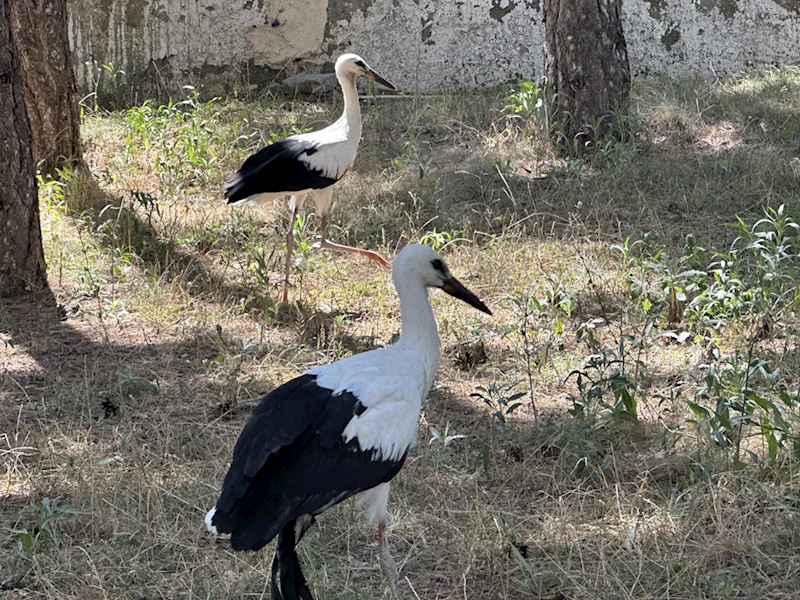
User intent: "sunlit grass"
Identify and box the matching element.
[2,68,800,599]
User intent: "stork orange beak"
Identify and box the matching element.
[363,68,397,91]
[441,277,492,315]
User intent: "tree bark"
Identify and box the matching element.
[10,0,83,179]
[543,0,631,154]
[0,0,48,297]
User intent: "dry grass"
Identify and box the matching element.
[2,68,800,599]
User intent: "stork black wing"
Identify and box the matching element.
[211,374,407,551]
[224,139,338,203]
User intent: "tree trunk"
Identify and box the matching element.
[543,0,631,154]
[10,0,83,180]
[0,0,48,297]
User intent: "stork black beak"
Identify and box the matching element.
[363,67,397,91]
[441,276,492,315]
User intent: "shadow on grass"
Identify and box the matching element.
[61,182,301,324]
[0,289,274,415]
[338,71,800,256]
[342,140,800,258]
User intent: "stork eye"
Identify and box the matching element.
[354,60,366,69]
[431,259,444,272]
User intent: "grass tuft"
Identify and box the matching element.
[2,68,800,599]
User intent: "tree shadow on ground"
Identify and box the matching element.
[0,289,272,420]
[339,130,800,257]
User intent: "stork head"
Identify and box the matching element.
[392,244,492,315]
[335,53,396,91]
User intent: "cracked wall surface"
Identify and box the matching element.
[67,0,800,96]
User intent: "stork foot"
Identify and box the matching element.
[319,239,392,269]
[378,543,400,599]
[377,522,400,600]
[361,249,393,270]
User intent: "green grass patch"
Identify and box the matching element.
[2,68,800,599]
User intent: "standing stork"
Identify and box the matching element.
[205,244,491,600]
[223,54,396,305]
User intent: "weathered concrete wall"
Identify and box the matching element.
[625,0,800,77]
[67,0,800,98]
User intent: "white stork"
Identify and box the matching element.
[223,54,396,305]
[205,244,491,600]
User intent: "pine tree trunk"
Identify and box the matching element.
[543,0,631,154]
[0,0,48,297]
[10,0,83,180]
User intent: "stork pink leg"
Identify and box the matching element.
[283,204,299,305]
[319,214,392,269]
[377,521,400,600]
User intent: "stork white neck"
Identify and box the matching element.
[335,72,363,144]
[393,275,441,392]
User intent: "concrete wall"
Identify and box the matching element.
[67,0,800,98]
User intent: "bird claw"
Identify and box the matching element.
[318,238,391,269]
[378,536,400,599]
[364,251,392,270]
